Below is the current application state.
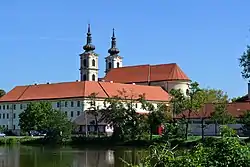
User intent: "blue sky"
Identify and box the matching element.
[0,0,249,98]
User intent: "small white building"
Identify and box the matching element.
[0,81,170,135]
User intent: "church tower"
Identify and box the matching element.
[80,24,99,81]
[105,28,123,74]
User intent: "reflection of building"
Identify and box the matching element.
[0,24,190,134]
[0,146,20,167]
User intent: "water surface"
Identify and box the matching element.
[0,145,146,167]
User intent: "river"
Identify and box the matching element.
[0,145,147,167]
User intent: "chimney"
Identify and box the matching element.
[248,83,250,99]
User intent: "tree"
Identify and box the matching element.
[240,110,250,136]
[183,82,203,140]
[99,89,147,141]
[198,88,229,140]
[0,89,6,98]
[140,98,170,140]
[239,45,250,82]
[86,92,101,137]
[211,103,235,136]
[19,101,72,142]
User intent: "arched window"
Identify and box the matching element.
[92,74,95,81]
[83,74,87,81]
[83,59,87,67]
[108,62,112,69]
[117,62,120,68]
[92,59,95,67]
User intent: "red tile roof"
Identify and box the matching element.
[0,81,170,102]
[103,63,190,83]
[175,102,250,119]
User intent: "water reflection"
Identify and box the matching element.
[0,145,146,167]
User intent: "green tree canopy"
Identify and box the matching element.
[239,45,250,82]
[0,89,6,98]
[19,101,72,142]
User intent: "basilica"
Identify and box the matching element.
[80,24,190,94]
[0,24,190,135]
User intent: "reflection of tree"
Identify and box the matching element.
[19,146,74,167]
[114,148,148,167]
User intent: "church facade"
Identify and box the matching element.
[0,24,190,135]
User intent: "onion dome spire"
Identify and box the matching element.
[83,24,95,52]
[108,28,120,55]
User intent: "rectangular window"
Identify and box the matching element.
[64,111,67,116]
[13,104,16,110]
[7,105,9,110]
[77,101,80,107]
[13,113,16,119]
[13,125,15,130]
[0,105,1,110]
[57,102,60,108]
[65,101,68,107]
[6,125,8,129]
[0,114,1,119]
[3,105,5,110]
[135,103,138,108]
[6,114,9,119]
[20,104,23,110]
[77,111,80,116]
[90,101,95,106]
[71,101,74,107]
[71,111,74,117]
[3,114,5,119]
[3,125,5,128]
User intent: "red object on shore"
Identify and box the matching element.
[157,125,164,135]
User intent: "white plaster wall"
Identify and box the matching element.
[105,55,123,72]
[0,98,162,134]
[80,52,99,81]
[187,119,244,136]
[149,81,190,96]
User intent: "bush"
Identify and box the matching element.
[124,137,250,167]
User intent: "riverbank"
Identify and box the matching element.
[0,135,202,148]
[0,136,247,149]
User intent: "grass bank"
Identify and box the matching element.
[0,136,38,145]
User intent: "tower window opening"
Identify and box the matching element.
[83,59,87,66]
[92,74,95,81]
[108,62,112,69]
[83,74,87,81]
[117,62,120,68]
[92,59,95,67]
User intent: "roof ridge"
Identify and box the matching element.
[150,63,177,67]
[110,64,150,70]
[17,85,30,101]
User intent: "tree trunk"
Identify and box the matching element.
[201,118,204,142]
[185,120,189,140]
[150,125,153,140]
[95,117,99,138]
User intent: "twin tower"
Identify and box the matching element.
[79,24,123,81]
